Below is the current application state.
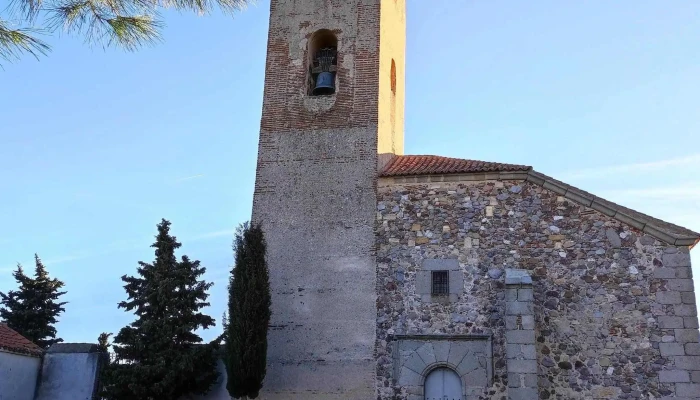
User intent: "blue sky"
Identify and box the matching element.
[1,1,699,343]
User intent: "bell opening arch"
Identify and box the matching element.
[308,29,338,96]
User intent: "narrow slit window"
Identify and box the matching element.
[431,271,449,296]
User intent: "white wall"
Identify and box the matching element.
[0,350,41,400]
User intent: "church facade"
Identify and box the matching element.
[250,1,700,399]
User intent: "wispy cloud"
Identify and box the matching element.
[189,229,236,242]
[600,184,700,201]
[174,174,205,183]
[44,253,92,265]
[0,253,92,273]
[559,153,700,180]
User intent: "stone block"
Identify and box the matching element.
[523,373,537,388]
[505,269,532,285]
[686,317,700,329]
[507,372,536,388]
[660,343,685,356]
[594,386,622,398]
[692,371,700,383]
[508,373,522,388]
[398,366,423,386]
[667,279,695,292]
[606,228,622,248]
[676,266,693,279]
[659,370,690,382]
[521,344,536,360]
[506,288,518,302]
[682,292,697,304]
[663,253,691,268]
[506,344,521,359]
[462,367,487,387]
[506,330,535,345]
[447,341,474,367]
[416,271,430,295]
[674,356,700,370]
[687,343,700,356]
[675,304,698,317]
[659,397,695,400]
[676,383,700,397]
[507,359,537,374]
[456,354,479,376]
[506,316,518,330]
[659,316,685,329]
[676,329,700,343]
[521,315,535,330]
[508,387,538,400]
[415,343,436,365]
[423,259,459,271]
[403,353,427,375]
[448,270,464,294]
[506,301,533,316]
[518,288,534,302]
[657,291,682,305]
[654,268,677,279]
[432,341,450,363]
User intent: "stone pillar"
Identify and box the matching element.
[505,269,538,400]
[654,248,700,398]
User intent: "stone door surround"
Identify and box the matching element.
[392,334,493,400]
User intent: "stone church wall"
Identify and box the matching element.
[375,179,699,399]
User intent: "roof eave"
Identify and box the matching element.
[0,346,43,358]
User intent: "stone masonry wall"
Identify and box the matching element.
[375,178,700,400]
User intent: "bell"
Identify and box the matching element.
[312,71,335,95]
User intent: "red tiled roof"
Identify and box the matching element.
[380,155,532,177]
[0,323,43,357]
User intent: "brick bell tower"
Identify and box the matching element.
[251,0,405,398]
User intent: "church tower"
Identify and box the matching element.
[252,0,405,398]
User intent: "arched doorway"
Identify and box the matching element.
[424,367,462,400]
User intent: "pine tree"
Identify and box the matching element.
[225,223,271,399]
[0,254,67,348]
[102,219,218,400]
[97,332,112,353]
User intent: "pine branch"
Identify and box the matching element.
[160,0,249,15]
[0,19,49,63]
[8,0,44,22]
[106,15,160,50]
[48,0,162,50]
[1,0,252,62]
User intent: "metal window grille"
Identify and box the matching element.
[431,271,449,296]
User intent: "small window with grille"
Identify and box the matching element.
[431,271,449,296]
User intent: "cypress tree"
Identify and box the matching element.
[102,219,219,400]
[225,222,271,399]
[0,254,67,348]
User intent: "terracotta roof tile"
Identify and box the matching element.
[380,155,531,177]
[0,323,43,357]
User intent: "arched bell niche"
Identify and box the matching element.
[308,29,338,96]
